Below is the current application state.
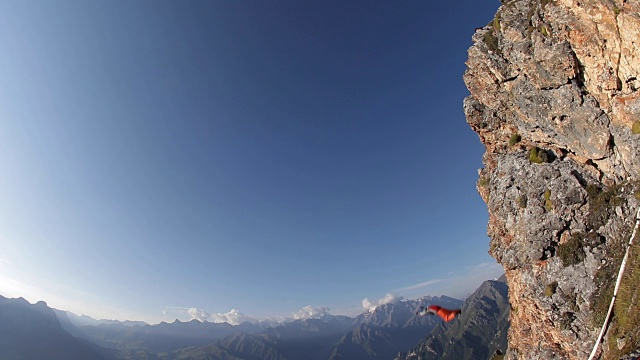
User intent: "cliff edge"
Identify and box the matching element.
[464,0,640,359]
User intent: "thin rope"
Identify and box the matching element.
[588,206,640,360]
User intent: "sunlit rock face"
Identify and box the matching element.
[464,0,640,359]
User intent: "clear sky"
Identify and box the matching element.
[0,0,503,324]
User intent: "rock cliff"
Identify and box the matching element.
[464,0,640,359]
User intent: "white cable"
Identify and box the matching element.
[587,206,640,360]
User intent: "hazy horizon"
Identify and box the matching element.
[3,264,503,325]
[2,262,503,325]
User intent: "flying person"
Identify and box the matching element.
[416,305,461,322]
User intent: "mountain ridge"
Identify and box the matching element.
[1,276,507,360]
[0,295,116,360]
[396,276,509,360]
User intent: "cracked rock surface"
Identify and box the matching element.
[464,0,640,358]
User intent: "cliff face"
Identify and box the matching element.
[464,0,640,359]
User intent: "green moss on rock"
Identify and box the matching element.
[591,230,630,328]
[558,233,586,266]
[528,147,549,164]
[483,29,501,54]
[509,134,521,146]
[544,281,558,297]
[517,195,527,208]
[607,244,640,357]
[589,224,640,358]
[538,24,550,37]
[586,184,625,229]
[544,189,553,212]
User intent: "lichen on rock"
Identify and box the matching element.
[464,0,640,359]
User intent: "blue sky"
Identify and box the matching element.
[0,0,502,323]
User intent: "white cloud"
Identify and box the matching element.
[0,258,13,265]
[161,262,505,325]
[362,293,403,311]
[292,305,331,320]
[183,307,257,325]
[210,309,257,325]
[187,307,211,322]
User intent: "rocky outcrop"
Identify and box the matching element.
[464,0,640,359]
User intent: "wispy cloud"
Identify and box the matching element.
[393,278,443,292]
[292,305,331,320]
[0,258,13,265]
[362,293,403,311]
[391,262,504,300]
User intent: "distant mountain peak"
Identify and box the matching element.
[395,277,509,360]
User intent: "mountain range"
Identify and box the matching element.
[1,276,509,360]
[328,295,463,360]
[0,295,115,360]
